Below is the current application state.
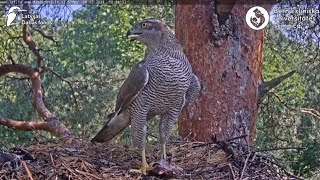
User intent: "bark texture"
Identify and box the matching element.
[175,1,274,143]
[0,64,71,137]
[0,2,71,137]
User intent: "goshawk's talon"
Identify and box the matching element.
[129,164,153,175]
[129,168,145,174]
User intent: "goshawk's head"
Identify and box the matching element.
[127,19,174,46]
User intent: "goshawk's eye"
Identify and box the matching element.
[141,23,148,28]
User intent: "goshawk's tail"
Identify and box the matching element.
[91,113,130,143]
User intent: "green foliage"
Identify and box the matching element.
[257,23,320,178]
[0,4,173,147]
[284,139,320,177]
[0,4,319,178]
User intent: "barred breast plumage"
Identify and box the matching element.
[92,19,200,175]
[140,48,191,112]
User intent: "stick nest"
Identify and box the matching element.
[0,138,300,179]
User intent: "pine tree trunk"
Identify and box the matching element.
[175,1,272,143]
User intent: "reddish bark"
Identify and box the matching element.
[0,117,66,135]
[175,1,275,143]
[22,3,43,68]
[0,64,53,118]
[0,2,71,137]
[0,64,71,137]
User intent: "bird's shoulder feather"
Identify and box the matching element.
[114,60,149,114]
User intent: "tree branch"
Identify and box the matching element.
[0,64,52,118]
[32,27,57,43]
[255,146,306,152]
[259,70,296,100]
[0,117,70,136]
[0,3,71,137]
[22,3,43,68]
[4,75,29,81]
[0,64,35,76]
[22,161,34,180]
[0,64,71,137]
[47,69,79,108]
[300,108,320,120]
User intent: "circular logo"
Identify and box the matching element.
[246,6,269,30]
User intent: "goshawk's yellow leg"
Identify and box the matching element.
[161,143,167,159]
[130,148,150,175]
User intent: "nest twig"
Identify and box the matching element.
[0,138,302,179]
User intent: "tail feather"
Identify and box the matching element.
[91,113,130,143]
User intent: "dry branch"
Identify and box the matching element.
[21,161,34,180]
[0,117,69,136]
[48,69,79,108]
[0,3,72,137]
[254,146,306,152]
[0,64,71,137]
[240,154,250,179]
[32,27,57,42]
[20,10,78,108]
[0,140,302,179]
[22,3,43,68]
[192,135,247,148]
[259,70,296,100]
[0,64,52,118]
[300,108,320,119]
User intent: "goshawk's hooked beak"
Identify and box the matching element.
[127,28,142,41]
